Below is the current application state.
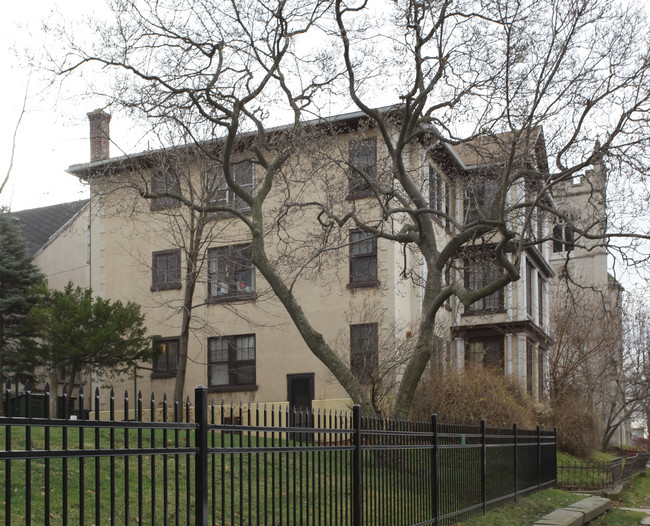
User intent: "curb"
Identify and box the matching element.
[532,497,611,526]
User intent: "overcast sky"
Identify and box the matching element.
[0,1,109,212]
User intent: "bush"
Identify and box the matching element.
[542,395,598,458]
[411,366,538,428]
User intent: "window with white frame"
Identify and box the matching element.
[552,222,574,253]
[208,161,254,213]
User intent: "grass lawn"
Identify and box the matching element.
[457,468,650,525]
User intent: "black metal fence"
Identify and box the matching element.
[557,452,649,490]
[0,382,556,525]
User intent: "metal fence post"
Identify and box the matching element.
[352,404,362,526]
[537,425,542,491]
[553,427,558,487]
[481,419,487,515]
[513,423,518,503]
[195,386,208,526]
[432,414,439,525]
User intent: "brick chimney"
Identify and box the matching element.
[87,109,111,162]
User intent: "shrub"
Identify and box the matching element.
[542,395,598,458]
[411,366,538,428]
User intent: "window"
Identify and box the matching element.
[537,275,544,326]
[349,230,378,287]
[208,161,254,213]
[465,337,504,369]
[429,165,443,212]
[526,340,533,395]
[464,176,500,223]
[208,335,256,389]
[208,244,255,300]
[348,138,376,198]
[464,257,504,313]
[152,249,182,290]
[538,350,546,400]
[350,324,378,383]
[153,338,179,377]
[150,169,181,211]
[526,263,534,318]
[429,164,452,229]
[552,222,574,253]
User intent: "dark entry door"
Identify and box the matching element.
[287,373,314,443]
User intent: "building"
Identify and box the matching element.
[64,108,611,417]
[548,162,631,447]
[11,199,91,400]
[12,200,90,291]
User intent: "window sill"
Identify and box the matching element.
[208,385,259,393]
[461,308,506,316]
[346,190,374,201]
[347,281,380,290]
[150,202,182,212]
[151,283,182,292]
[207,209,252,219]
[207,293,257,304]
[151,372,177,379]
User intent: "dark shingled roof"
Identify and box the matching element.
[12,200,89,257]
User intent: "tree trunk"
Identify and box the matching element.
[251,230,376,416]
[66,366,78,401]
[49,371,59,417]
[173,215,204,404]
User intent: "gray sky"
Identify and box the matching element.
[0,1,106,212]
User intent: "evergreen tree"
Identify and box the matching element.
[27,282,156,399]
[0,210,42,414]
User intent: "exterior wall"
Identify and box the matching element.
[79,124,559,412]
[87,129,430,411]
[33,206,90,291]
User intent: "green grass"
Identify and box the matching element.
[457,468,650,525]
[557,450,622,490]
[617,469,650,508]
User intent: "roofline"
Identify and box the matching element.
[33,201,90,258]
[66,104,404,179]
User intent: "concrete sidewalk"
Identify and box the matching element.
[532,497,650,525]
[532,496,611,525]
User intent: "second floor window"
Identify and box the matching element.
[349,230,377,287]
[464,257,504,313]
[208,244,255,300]
[152,249,182,291]
[348,138,376,198]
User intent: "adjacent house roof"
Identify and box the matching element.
[12,200,89,257]
[446,127,547,171]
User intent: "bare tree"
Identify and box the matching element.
[56,0,650,417]
[1,82,29,197]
